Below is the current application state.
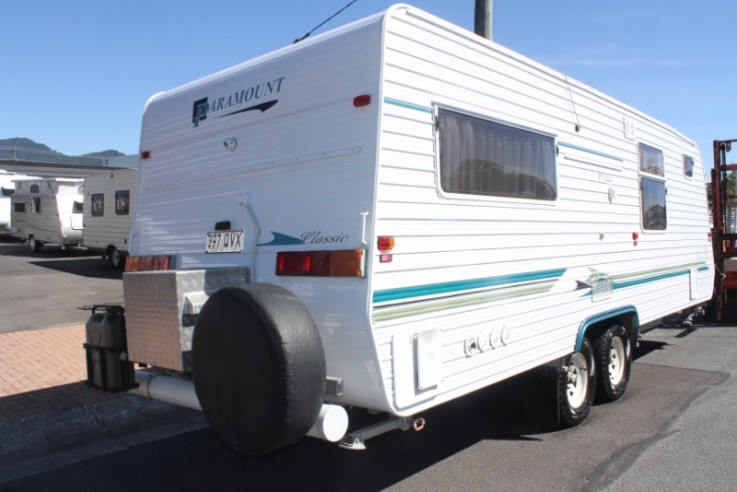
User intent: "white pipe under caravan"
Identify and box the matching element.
[130,370,349,443]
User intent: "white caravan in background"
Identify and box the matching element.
[91,4,713,455]
[0,170,39,235]
[83,168,137,268]
[11,178,84,251]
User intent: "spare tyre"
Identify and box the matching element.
[192,284,326,455]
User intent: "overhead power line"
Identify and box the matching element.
[293,0,359,44]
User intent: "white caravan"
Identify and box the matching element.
[11,178,84,251]
[0,170,39,235]
[0,170,16,235]
[83,168,137,268]
[114,4,714,455]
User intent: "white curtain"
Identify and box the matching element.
[438,109,556,200]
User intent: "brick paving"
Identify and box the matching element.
[0,324,116,422]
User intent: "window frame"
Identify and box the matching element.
[434,105,558,203]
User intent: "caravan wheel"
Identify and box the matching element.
[192,284,326,456]
[109,248,124,269]
[28,236,42,253]
[594,324,632,403]
[558,337,595,427]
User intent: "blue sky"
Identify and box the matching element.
[2,1,734,175]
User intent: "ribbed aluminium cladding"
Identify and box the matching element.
[123,267,249,371]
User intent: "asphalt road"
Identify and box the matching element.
[0,236,123,333]
[2,329,735,491]
[0,236,735,491]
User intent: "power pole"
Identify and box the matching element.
[474,0,493,40]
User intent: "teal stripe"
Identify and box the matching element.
[383,97,433,114]
[558,142,623,162]
[373,268,566,304]
[580,268,695,298]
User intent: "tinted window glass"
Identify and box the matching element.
[115,190,130,215]
[91,194,104,217]
[641,176,667,230]
[438,108,557,200]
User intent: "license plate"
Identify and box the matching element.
[205,230,244,253]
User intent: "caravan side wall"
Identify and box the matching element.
[369,7,713,413]
[83,169,137,256]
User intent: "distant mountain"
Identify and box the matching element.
[81,150,126,159]
[0,138,124,166]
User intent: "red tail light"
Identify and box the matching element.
[125,256,171,272]
[276,249,365,277]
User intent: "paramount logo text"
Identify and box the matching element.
[192,76,286,127]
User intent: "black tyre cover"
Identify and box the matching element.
[192,284,326,455]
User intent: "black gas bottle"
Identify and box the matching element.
[83,304,136,392]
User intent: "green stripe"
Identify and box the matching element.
[373,268,566,304]
[613,270,688,289]
[558,142,623,162]
[383,97,433,114]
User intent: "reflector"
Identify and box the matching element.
[377,236,395,252]
[353,95,371,107]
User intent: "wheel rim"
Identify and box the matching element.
[566,352,589,409]
[111,250,120,267]
[608,336,626,386]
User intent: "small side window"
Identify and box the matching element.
[683,155,694,178]
[30,184,40,193]
[91,194,104,217]
[639,143,666,231]
[115,190,130,215]
[31,197,41,214]
[639,143,664,176]
[73,201,83,214]
[14,202,25,213]
[641,177,667,230]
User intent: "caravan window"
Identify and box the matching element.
[14,202,25,213]
[639,143,666,230]
[73,201,83,214]
[30,184,40,194]
[1,187,13,197]
[115,190,130,215]
[683,155,694,178]
[639,143,664,176]
[31,197,41,214]
[437,108,556,200]
[91,194,104,217]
